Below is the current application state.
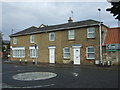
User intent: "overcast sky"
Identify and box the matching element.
[1,1,119,40]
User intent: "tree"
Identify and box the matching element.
[106,1,120,20]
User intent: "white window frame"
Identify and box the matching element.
[30,35,35,43]
[13,37,17,44]
[68,30,75,40]
[12,47,25,58]
[49,32,55,41]
[87,27,95,38]
[63,47,70,59]
[29,46,38,58]
[86,46,95,59]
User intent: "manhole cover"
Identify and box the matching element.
[12,72,57,81]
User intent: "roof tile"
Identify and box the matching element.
[104,27,120,45]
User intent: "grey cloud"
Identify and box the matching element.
[2,2,118,40]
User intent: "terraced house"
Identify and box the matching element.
[9,17,108,65]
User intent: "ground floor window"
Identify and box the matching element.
[86,46,95,59]
[63,47,70,59]
[29,46,38,58]
[12,47,25,58]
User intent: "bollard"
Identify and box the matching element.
[107,60,111,67]
[19,59,21,64]
[33,60,35,64]
[25,59,27,64]
[35,59,37,64]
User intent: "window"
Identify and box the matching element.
[49,32,55,41]
[30,35,35,43]
[12,47,25,58]
[29,46,38,58]
[87,27,95,38]
[63,47,70,59]
[13,37,17,44]
[68,30,75,40]
[86,46,95,59]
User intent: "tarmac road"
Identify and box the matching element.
[2,63,119,88]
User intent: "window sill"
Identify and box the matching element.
[87,37,95,39]
[64,58,70,60]
[30,42,35,43]
[49,40,55,41]
[13,57,25,58]
[86,58,95,60]
[68,39,75,41]
[30,57,38,58]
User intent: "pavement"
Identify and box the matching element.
[3,60,119,71]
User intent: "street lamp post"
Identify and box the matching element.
[98,8,103,66]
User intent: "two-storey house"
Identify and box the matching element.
[9,17,108,65]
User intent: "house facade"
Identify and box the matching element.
[103,27,120,65]
[9,18,108,65]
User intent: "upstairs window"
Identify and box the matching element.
[30,35,35,43]
[87,27,95,38]
[49,32,55,41]
[13,37,17,44]
[68,30,75,40]
[63,47,70,59]
[86,46,95,59]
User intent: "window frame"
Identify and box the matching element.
[49,32,55,41]
[87,27,95,38]
[29,46,38,58]
[68,30,75,40]
[13,37,17,44]
[86,46,95,59]
[12,47,25,58]
[30,35,35,43]
[63,47,70,59]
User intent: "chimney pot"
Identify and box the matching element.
[68,17,73,23]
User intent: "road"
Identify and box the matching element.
[2,63,119,88]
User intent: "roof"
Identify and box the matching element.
[10,19,103,37]
[104,27,120,45]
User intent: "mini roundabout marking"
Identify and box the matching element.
[11,72,57,88]
[12,72,57,81]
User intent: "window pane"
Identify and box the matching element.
[64,48,70,52]
[64,53,70,58]
[64,47,70,59]
[88,28,95,32]
[30,35,34,43]
[88,33,94,38]
[13,37,17,44]
[88,47,94,52]
[88,53,95,59]
[50,32,54,41]
[69,30,74,39]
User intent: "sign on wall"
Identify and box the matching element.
[106,44,120,50]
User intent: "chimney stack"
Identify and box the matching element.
[68,17,73,23]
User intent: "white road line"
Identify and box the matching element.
[73,73,79,77]
[2,83,55,88]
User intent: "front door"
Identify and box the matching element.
[73,48,80,64]
[49,48,55,63]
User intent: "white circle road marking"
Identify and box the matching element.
[12,72,57,81]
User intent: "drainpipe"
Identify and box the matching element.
[99,22,103,65]
[98,8,103,65]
